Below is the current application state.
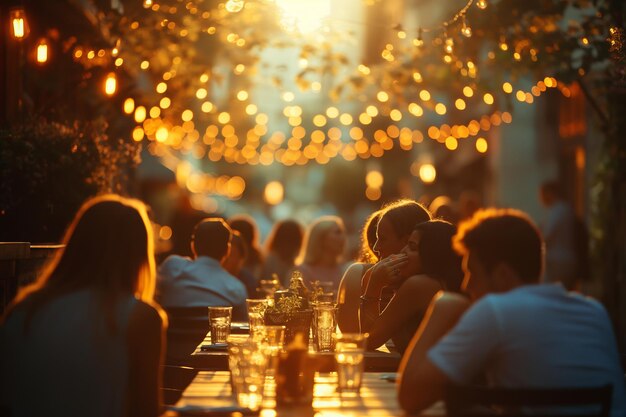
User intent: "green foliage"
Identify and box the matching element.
[0,118,140,242]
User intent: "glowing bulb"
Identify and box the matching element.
[10,8,29,39]
[36,39,48,64]
[225,0,244,12]
[476,0,488,9]
[143,0,153,8]
[264,181,284,205]
[123,98,135,114]
[418,164,436,184]
[414,28,424,47]
[461,18,472,37]
[444,37,454,54]
[104,72,117,96]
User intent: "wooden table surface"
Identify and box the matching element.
[166,371,445,417]
[188,333,402,372]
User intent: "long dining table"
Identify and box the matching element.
[165,370,446,417]
[187,330,402,372]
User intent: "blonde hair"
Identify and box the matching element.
[299,215,345,265]
[5,194,156,332]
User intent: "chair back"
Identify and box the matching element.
[163,307,210,364]
[445,384,613,417]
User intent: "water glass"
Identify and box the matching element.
[256,325,285,376]
[208,306,232,344]
[246,298,270,337]
[227,337,267,411]
[312,304,337,352]
[334,333,368,395]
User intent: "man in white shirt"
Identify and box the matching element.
[157,218,247,320]
[398,208,626,416]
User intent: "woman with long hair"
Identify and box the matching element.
[261,219,304,286]
[292,215,347,291]
[336,209,382,332]
[1,195,165,417]
[360,220,463,353]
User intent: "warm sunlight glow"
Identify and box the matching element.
[275,0,331,33]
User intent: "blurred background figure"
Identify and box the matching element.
[337,209,382,333]
[458,190,482,222]
[539,181,580,290]
[293,215,347,292]
[228,215,264,282]
[224,230,258,298]
[261,219,304,287]
[428,195,458,224]
[1,195,164,417]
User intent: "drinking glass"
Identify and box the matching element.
[312,304,337,352]
[333,333,368,395]
[256,325,285,376]
[227,337,267,411]
[246,298,270,338]
[208,306,232,344]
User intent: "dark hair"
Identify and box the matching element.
[414,220,463,292]
[360,210,382,263]
[380,199,432,240]
[453,209,543,283]
[229,215,263,266]
[230,230,249,259]
[192,218,232,260]
[6,195,156,332]
[265,219,304,263]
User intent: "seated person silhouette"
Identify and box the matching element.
[157,218,247,362]
[397,209,626,416]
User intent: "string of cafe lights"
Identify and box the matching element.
[5,0,574,174]
[120,0,567,169]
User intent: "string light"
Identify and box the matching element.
[36,38,49,64]
[10,8,29,39]
[461,16,472,38]
[476,0,488,10]
[414,28,424,47]
[443,28,454,54]
[104,72,117,96]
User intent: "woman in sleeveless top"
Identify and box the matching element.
[360,220,464,353]
[0,195,165,417]
[337,209,382,333]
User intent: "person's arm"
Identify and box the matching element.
[126,301,166,417]
[359,254,407,334]
[397,292,471,413]
[366,275,441,350]
[337,263,366,333]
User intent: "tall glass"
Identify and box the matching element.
[208,306,232,344]
[334,333,368,395]
[312,304,337,352]
[227,337,267,411]
[257,325,285,377]
[246,298,270,338]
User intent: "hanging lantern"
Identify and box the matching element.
[36,38,49,64]
[10,8,29,40]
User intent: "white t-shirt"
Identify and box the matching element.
[428,284,626,416]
